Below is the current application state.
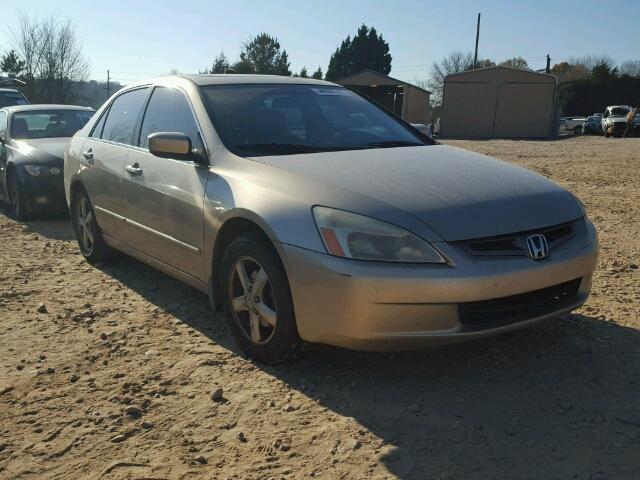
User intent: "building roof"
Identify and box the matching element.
[336,69,431,94]
[445,66,556,84]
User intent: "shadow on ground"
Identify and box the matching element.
[91,249,640,479]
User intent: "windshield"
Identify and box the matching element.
[11,109,93,140]
[200,84,431,156]
[610,107,630,117]
[0,91,29,108]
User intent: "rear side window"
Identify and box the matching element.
[138,87,203,150]
[100,88,148,145]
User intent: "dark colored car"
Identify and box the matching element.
[0,88,29,108]
[0,105,94,219]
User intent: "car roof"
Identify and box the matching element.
[1,104,94,113]
[178,74,336,87]
[0,88,23,93]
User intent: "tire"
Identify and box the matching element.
[71,188,110,264]
[220,231,303,364]
[573,125,582,135]
[7,170,29,221]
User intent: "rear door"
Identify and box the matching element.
[81,87,149,240]
[121,86,208,281]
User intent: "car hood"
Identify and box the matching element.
[252,144,583,241]
[11,138,69,165]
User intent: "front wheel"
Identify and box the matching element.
[7,171,28,220]
[72,189,110,264]
[220,232,303,364]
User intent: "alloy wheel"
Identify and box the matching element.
[76,197,95,255]
[228,256,278,344]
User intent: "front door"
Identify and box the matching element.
[120,86,208,281]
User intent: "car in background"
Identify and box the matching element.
[560,116,586,135]
[0,88,29,108]
[0,104,94,219]
[64,75,597,364]
[581,116,602,135]
[601,105,637,137]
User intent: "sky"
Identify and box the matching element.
[2,0,638,86]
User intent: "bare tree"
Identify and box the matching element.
[11,14,88,103]
[427,52,495,104]
[427,52,473,104]
[620,60,640,78]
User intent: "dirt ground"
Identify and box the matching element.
[1,136,639,480]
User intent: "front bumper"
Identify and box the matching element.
[279,220,598,350]
[16,167,66,213]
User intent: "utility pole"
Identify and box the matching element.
[545,54,551,74]
[473,13,481,69]
[105,69,111,98]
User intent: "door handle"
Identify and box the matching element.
[82,149,94,165]
[125,163,143,176]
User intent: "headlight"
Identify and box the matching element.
[24,165,61,176]
[312,206,446,263]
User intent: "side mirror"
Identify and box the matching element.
[148,132,207,165]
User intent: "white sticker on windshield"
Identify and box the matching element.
[311,88,352,96]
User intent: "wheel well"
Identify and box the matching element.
[69,181,86,208]
[210,217,277,309]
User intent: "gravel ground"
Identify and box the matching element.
[0,136,639,480]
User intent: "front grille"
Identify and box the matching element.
[458,278,582,328]
[461,221,575,257]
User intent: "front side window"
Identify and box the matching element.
[200,84,430,157]
[138,87,203,151]
[100,88,148,145]
[10,110,94,140]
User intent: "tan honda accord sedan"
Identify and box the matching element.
[64,75,598,363]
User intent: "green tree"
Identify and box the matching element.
[325,24,391,81]
[209,50,230,73]
[311,66,323,79]
[229,58,255,74]
[298,66,308,78]
[239,33,291,75]
[500,57,529,70]
[592,61,618,82]
[0,49,25,78]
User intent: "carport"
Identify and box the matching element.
[440,66,557,138]
[337,70,431,124]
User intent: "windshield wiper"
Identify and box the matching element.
[365,140,424,148]
[234,143,362,155]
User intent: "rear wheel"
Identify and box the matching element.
[72,189,110,264]
[220,232,303,364]
[7,171,28,220]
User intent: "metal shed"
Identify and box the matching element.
[440,66,557,138]
[337,70,431,124]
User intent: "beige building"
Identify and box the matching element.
[440,66,557,138]
[337,70,431,124]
